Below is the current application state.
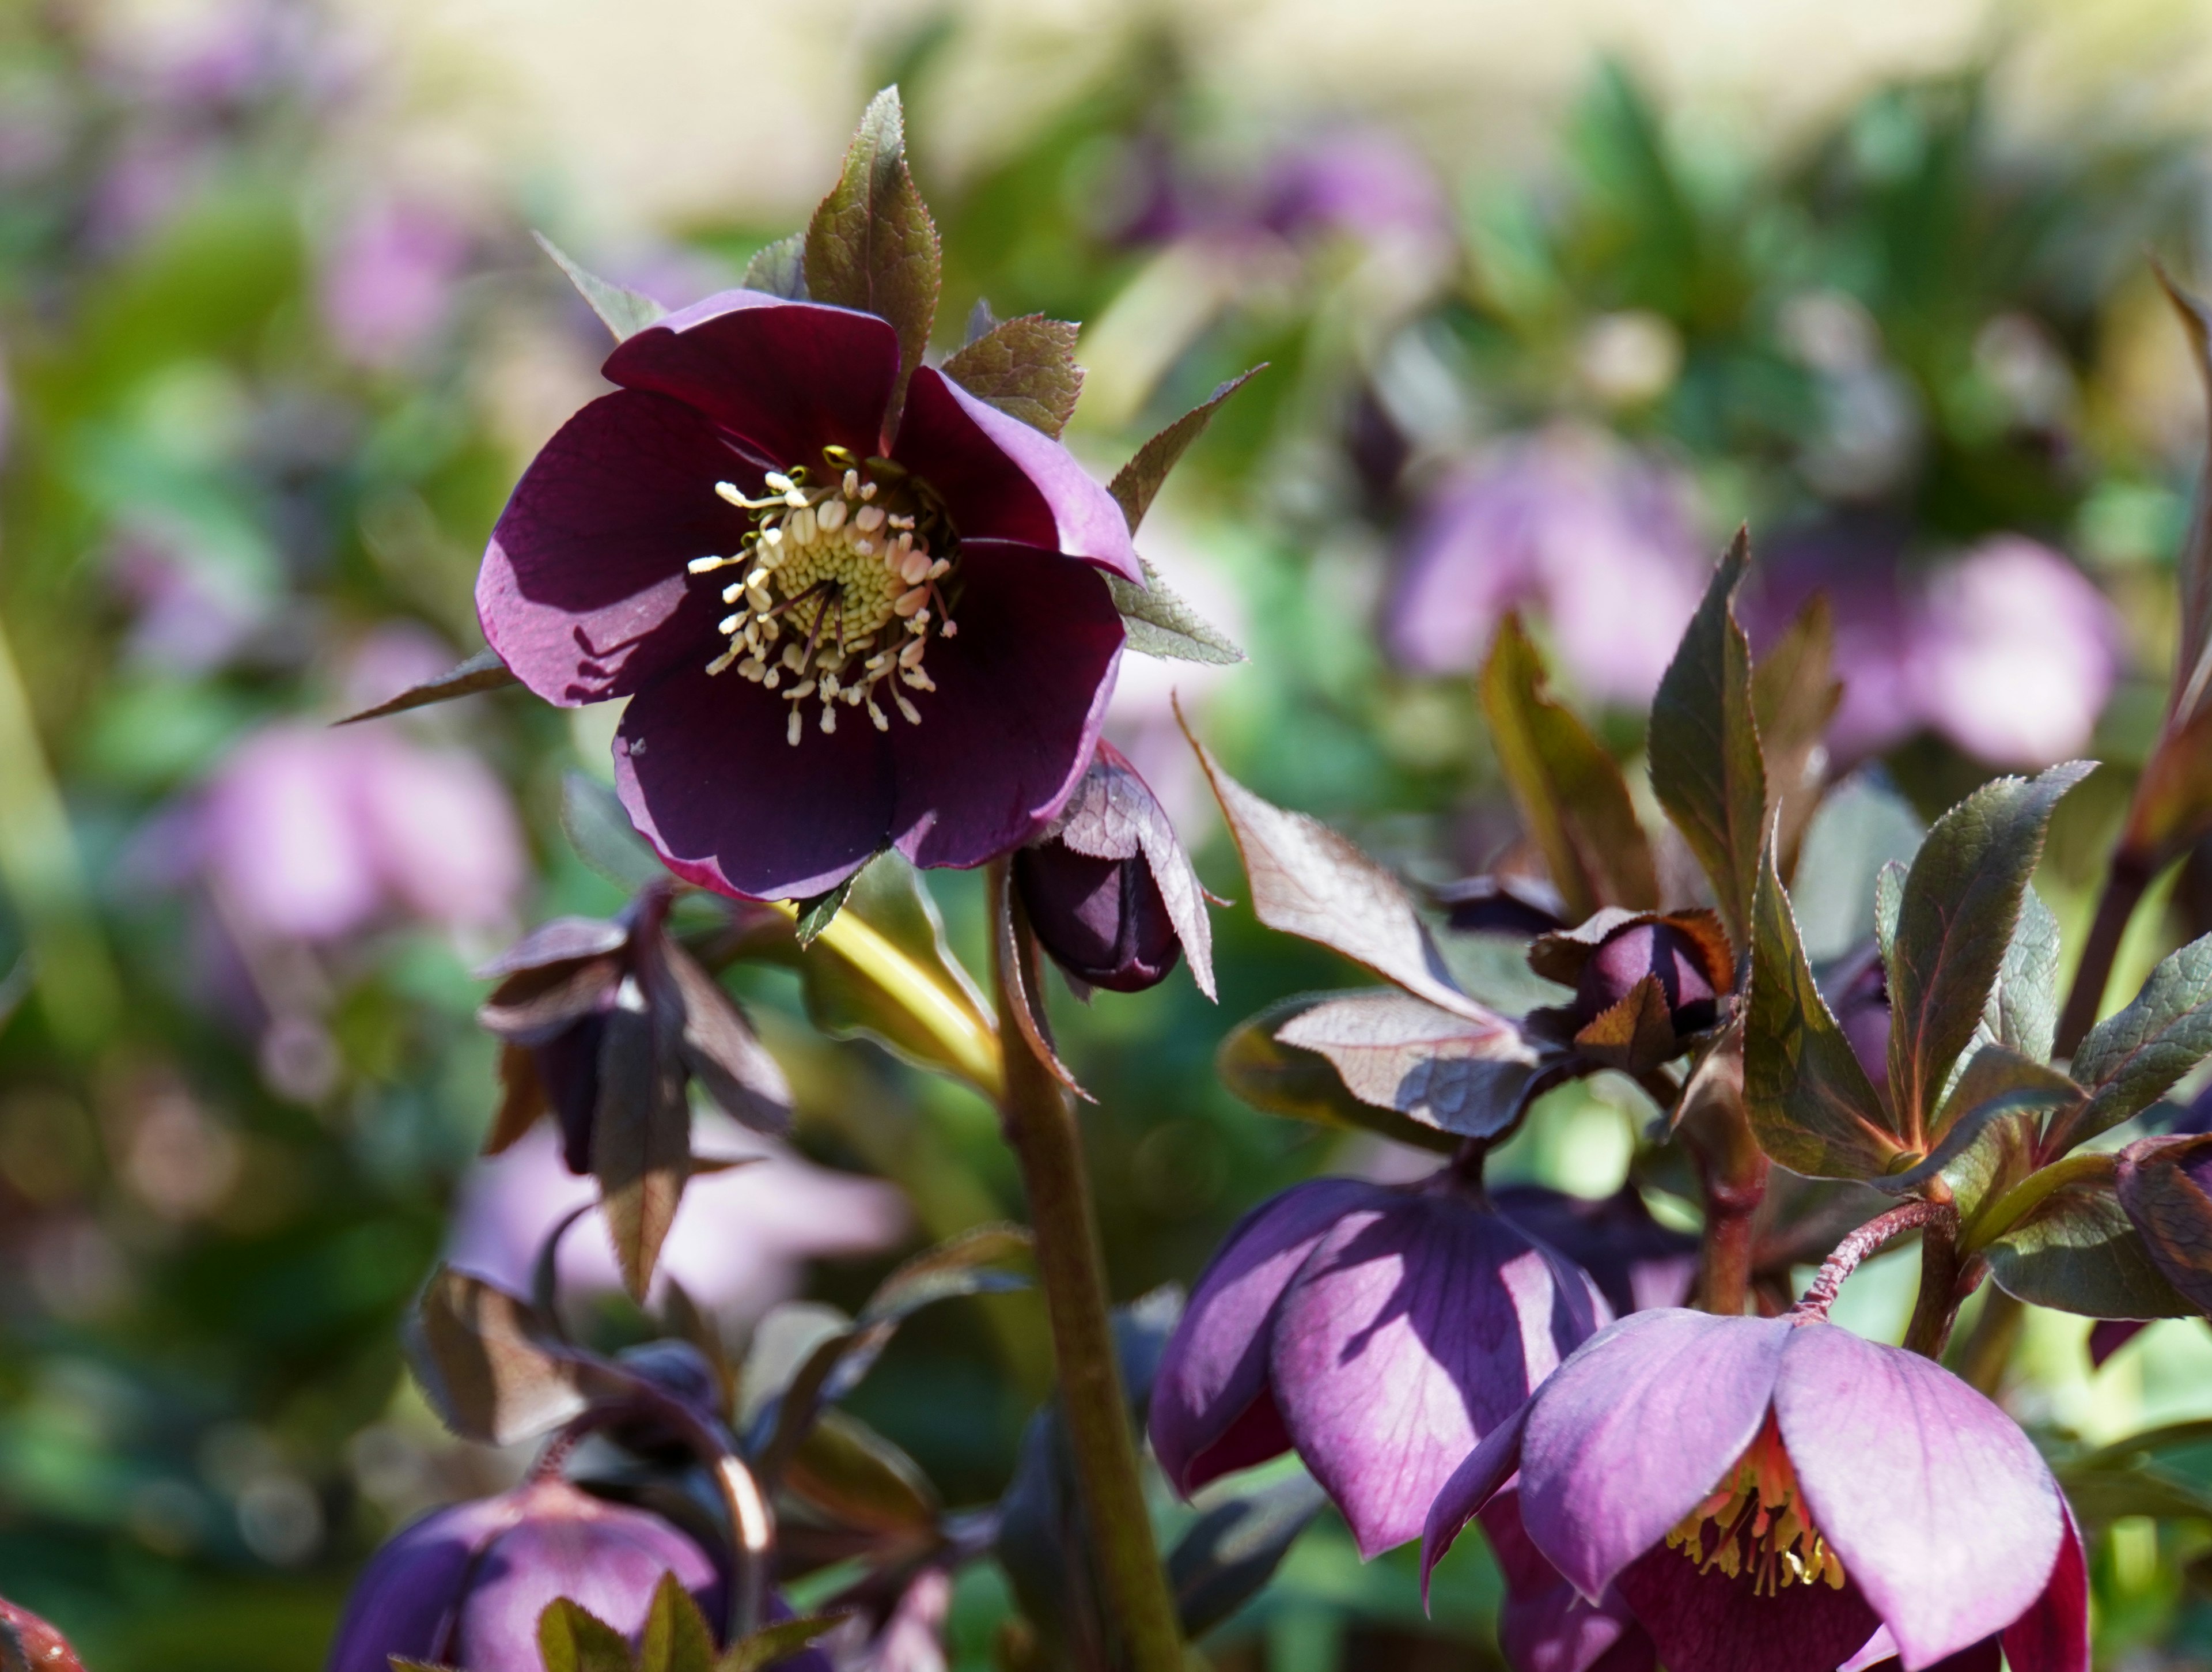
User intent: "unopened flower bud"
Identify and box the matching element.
[1575,920,1719,1033]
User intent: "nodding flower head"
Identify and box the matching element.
[1526,909,1734,1073]
[478,291,1141,901]
[1423,1309,2087,1672]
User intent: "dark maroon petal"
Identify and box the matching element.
[1270,1194,1604,1557]
[603,289,897,467]
[1777,1323,2062,1669]
[1014,840,1182,992]
[1999,1508,2088,1672]
[480,389,752,706]
[615,656,895,901]
[2088,1318,2147,1368]
[1149,1177,1386,1495]
[1519,1310,1791,1602]
[1476,1491,1656,1672]
[326,1493,520,1671]
[888,540,1124,871]
[1421,1398,1529,1600]
[1844,1639,2003,1672]
[1615,1546,1879,1672]
[895,370,1141,581]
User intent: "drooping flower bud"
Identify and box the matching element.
[327,1478,723,1672]
[1013,742,1214,997]
[1574,920,1718,1031]
[1,1599,85,1672]
[1526,908,1733,1073]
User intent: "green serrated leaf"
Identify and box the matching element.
[743,233,808,301]
[1649,529,1763,946]
[793,875,857,946]
[1988,885,2063,1066]
[535,233,671,343]
[337,646,517,725]
[1873,860,1905,963]
[1106,558,1245,665]
[942,314,1083,437]
[1744,841,1904,1179]
[802,87,940,430]
[718,1614,848,1672]
[639,1573,719,1672]
[539,1598,641,1672]
[1479,615,1659,921]
[1986,1178,2195,1319]
[1885,763,2093,1144]
[2067,933,2212,1145]
[1751,593,1842,875]
[1107,366,1264,532]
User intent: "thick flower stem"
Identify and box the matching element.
[2054,851,2152,1058]
[1794,1200,1956,1322]
[1901,1211,1964,1360]
[987,860,1183,1672]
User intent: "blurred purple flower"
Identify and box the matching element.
[327,1477,733,1672]
[480,290,1137,901]
[199,721,524,942]
[1425,1309,2086,1672]
[1749,527,2117,769]
[320,195,472,369]
[1259,129,1452,252]
[1825,944,1891,1106]
[1149,1171,1606,1556]
[1388,428,1707,706]
[446,1121,906,1325]
[107,528,268,675]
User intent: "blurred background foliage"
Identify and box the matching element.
[12,0,2212,1666]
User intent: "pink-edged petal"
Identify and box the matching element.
[1149,1177,1384,1495]
[1999,1507,2088,1672]
[888,540,1124,871]
[1777,1323,2063,1670]
[1478,1491,1656,1672]
[479,389,750,705]
[613,657,894,902]
[603,289,897,466]
[1421,1397,1529,1601]
[1271,1194,1604,1557]
[895,369,1141,581]
[1615,1547,1880,1672]
[1519,1310,1790,1603]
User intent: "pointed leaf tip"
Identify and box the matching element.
[535,232,671,342]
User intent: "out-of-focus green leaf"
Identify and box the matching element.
[804,86,940,427]
[639,1575,718,1672]
[1169,1473,1330,1637]
[1217,997,1459,1153]
[1744,841,1902,1179]
[1647,529,1763,944]
[534,233,670,342]
[718,1615,849,1672]
[1791,775,1922,963]
[942,314,1083,438]
[336,646,516,725]
[742,233,808,301]
[785,1408,941,1536]
[1480,614,1659,921]
[1986,1178,2195,1319]
[2056,1453,2212,1527]
[1885,763,2092,1143]
[563,771,667,891]
[539,1598,639,1672]
[2065,934,2212,1147]
[1107,367,1264,532]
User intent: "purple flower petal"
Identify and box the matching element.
[1614,1545,1879,1672]
[603,289,898,467]
[479,389,748,705]
[1480,1491,1656,1672]
[1421,1396,1528,1601]
[327,1493,517,1671]
[1777,1323,2063,1669]
[1270,1193,1603,1556]
[1999,1508,2088,1672]
[1519,1311,1791,1601]
[894,370,1141,582]
[1149,1177,1385,1494]
[615,656,895,901]
[887,540,1126,871]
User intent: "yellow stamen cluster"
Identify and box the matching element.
[1665,1416,1845,1597]
[687,448,955,746]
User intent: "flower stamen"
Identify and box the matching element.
[1664,1416,1844,1597]
[692,451,957,744]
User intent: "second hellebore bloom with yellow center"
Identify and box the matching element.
[479,291,1139,901]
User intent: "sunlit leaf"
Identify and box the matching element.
[942,314,1082,438]
[1272,987,1541,1139]
[2066,933,2212,1147]
[535,233,670,342]
[1217,997,1459,1153]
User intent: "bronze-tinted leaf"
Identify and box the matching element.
[486,1042,548,1155]
[942,314,1083,438]
[2116,1132,2212,1315]
[1273,987,1541,1139]
[2065,933,2212,1147]
[1216,998,1459,1153]
[1479,615,1659,921]
[336,645,517,725]
[1986,1176,2196,1319]
[405,1265,597,1446]
[663,943,792,1133]
[718,1614,850,1672]
[1570,973,1679,1075]
[1107,366,1264,533]
[1751,592,1842,879]
[592,998,691,1302]
[803,87,940,431]
[785,1407,941,1535]
[1648,529,1764,944]
[1885,763,2092,1142]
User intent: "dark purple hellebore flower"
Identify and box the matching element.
[327,1477,732,1672]
[1423,1309,2087,1672]
[1492,1184,1700,1318]
[1149,1171,1607,1557]
[478,290,1142,901]
[476,882,791,1173]
[1013,740,1214,996]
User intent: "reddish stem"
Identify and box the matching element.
[1791,1201,1956,1323]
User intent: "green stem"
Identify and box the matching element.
[987,861,1182,1672]
[1961,1152,2116,1257]
[2054,853,2152,1060]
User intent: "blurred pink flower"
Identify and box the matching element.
[201,721,525,941]
[320,196,472,369]
[445,1121,908,1322]
[1388,428,1707,705]
[1260,129,1452,252]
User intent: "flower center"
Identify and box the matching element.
[1664,1415,1844,1596]
[687,447,956,746]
